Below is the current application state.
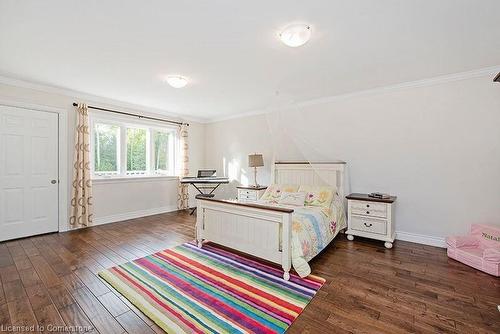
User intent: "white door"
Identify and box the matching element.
[0,106,59,241]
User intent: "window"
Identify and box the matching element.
[152,130,174,175]
[93,123,119,175]
[90,115,178,178]
[126,127,147,175]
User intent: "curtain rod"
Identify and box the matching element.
[72,102,189,126]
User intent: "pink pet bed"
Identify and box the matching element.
[446,224,500,276]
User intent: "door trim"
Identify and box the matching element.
[0,98,68,233]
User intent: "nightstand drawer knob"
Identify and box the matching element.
[366,204,370,208]
[364,222,373,227]
[366,211,370,214]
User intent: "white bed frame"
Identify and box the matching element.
[196,161,346,280]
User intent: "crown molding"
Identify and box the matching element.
[1,65,498,125]
[0,75,209,124]
[208,65,500,123]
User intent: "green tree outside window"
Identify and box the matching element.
[127,128,147,172]
[94,124,118,172]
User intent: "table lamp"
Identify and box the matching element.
[248,153,264,187]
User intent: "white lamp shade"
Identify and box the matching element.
[248,154,264,167]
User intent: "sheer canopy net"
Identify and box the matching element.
[264,97,351,196]
[263,98,350,276]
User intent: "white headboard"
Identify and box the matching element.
[272,161,346,198]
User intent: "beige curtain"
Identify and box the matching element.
[177,124,189,210]
[70,103,93,228]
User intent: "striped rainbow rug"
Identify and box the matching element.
[99,242,325,334]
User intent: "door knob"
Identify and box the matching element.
[51,180,57,184]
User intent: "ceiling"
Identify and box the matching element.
[1,0,499,121]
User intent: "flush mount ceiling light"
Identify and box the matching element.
[279,23,311,47]
[165,75,188,88]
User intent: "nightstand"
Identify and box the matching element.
[346,193,397,248]
[237,186,267,203]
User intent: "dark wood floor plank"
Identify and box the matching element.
[77,238,128,266]
[25,284,55,311]
[77,257,105,276]
[32,305,67,334]
[59,273,85,293]
[24,284,66,333]
[115,310,156,334]
[73,268,109,297]
[97,292,130,317]
[0,303,12,333]
[5,242,24,258]
[46,284,76,310]
[30,238,73,278]
[7,296,38,329]
[72,287,124,334]
[18,239,40,258]
[28,255,62,288]
[0,280,5,305]
[58,303,95,333]
[18,268,42,289]
[3,280,27,302]
[0,244,14,268]
[0,265,20,283]
[11,256,32,273]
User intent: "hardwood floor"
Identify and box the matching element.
[0,211,498,333]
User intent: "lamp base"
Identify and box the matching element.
[253,167,259,188]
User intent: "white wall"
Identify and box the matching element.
[0,82,205,229]
[92,178,179,224]
[205,74,500,246]
[2,72,499,247]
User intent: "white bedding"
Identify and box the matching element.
[257,196,346,277]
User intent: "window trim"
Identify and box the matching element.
[89,111,179,180]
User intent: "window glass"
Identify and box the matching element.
[126,127,147,173]
[90,116,177,178]
[94,123,119,173]
[153,131,170,174]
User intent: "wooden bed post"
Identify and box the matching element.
[281,213,292,281]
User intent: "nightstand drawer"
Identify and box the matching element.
[237,187,266,202]
[238,192,257,200]
[350,216,387,235]
[239,189,257,196]
[350,200,387,218]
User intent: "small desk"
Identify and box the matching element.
[180,177,229,214]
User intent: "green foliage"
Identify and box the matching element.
[94,124,118,172]
[154,131,169,171]
[94,123,172,175]
[127,128,147,171]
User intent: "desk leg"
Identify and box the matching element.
[190,183,221,215]
[196,205,203,248]
[207,183,221,195]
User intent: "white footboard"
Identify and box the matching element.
[196,198,293,280]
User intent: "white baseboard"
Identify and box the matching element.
[93,206,178,226]
[93,210,446,248]
[396,230,446,248]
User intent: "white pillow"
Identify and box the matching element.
[278,192,306,206]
